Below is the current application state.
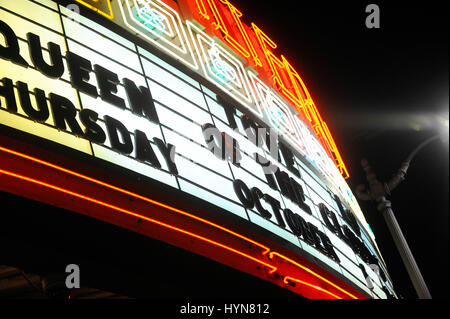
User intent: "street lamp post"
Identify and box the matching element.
[355,135,442,299]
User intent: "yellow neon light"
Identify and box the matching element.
[74,0,114,20]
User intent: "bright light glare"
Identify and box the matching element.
[436,111,449,144]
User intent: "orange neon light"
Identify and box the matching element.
[194,0,211,19]
[0,145,359,299]
[205,0,229,33]
[220,0,262,67]
[195,0,252,61]
[269,251,358,299]
[281,56,309,107]
[322,121,349,178]
[250,23,285,88]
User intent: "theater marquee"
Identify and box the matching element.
[0,0,396,299]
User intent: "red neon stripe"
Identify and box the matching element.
[0,145,360,299]
[269,252,358,299]
[283,277,342,299]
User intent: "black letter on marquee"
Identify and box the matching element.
[343,209,361,237]
[316,230,340,263]
[0,77,17,112]
[251,187,272,219]
[342,224,360,254]
[104,115,133,154]
[17,81,49,122]
[94,64,125,109]
[66,51,98,98]
[153,137,178,175]
[299,219,316,247]
[283,208,303,237]
[319,203,338,233]
[123,78,159,123]
[27,33,64,78]
[334,194,361,237]
[80,109,106,144]
[307,222,326,252]
[279,141,300,177]
[331,212,345,239]
[263,194,285,228]
[135,130,161,168]
[255,153,278,190]
[49,92,83,136]
[274,169,296,201]
[342,225,376,264]
[0,20,28,67]
[289,177,312,214]
[233,179,254,209]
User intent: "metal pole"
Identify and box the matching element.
[377,197,432,299]
[356,157,432,299]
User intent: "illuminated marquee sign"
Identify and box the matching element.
[115,0,362,229]
[0,0,396,299]
[71,0,367,236]
[77,0,348,176]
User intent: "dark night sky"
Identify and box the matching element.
[233,0,449,299]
